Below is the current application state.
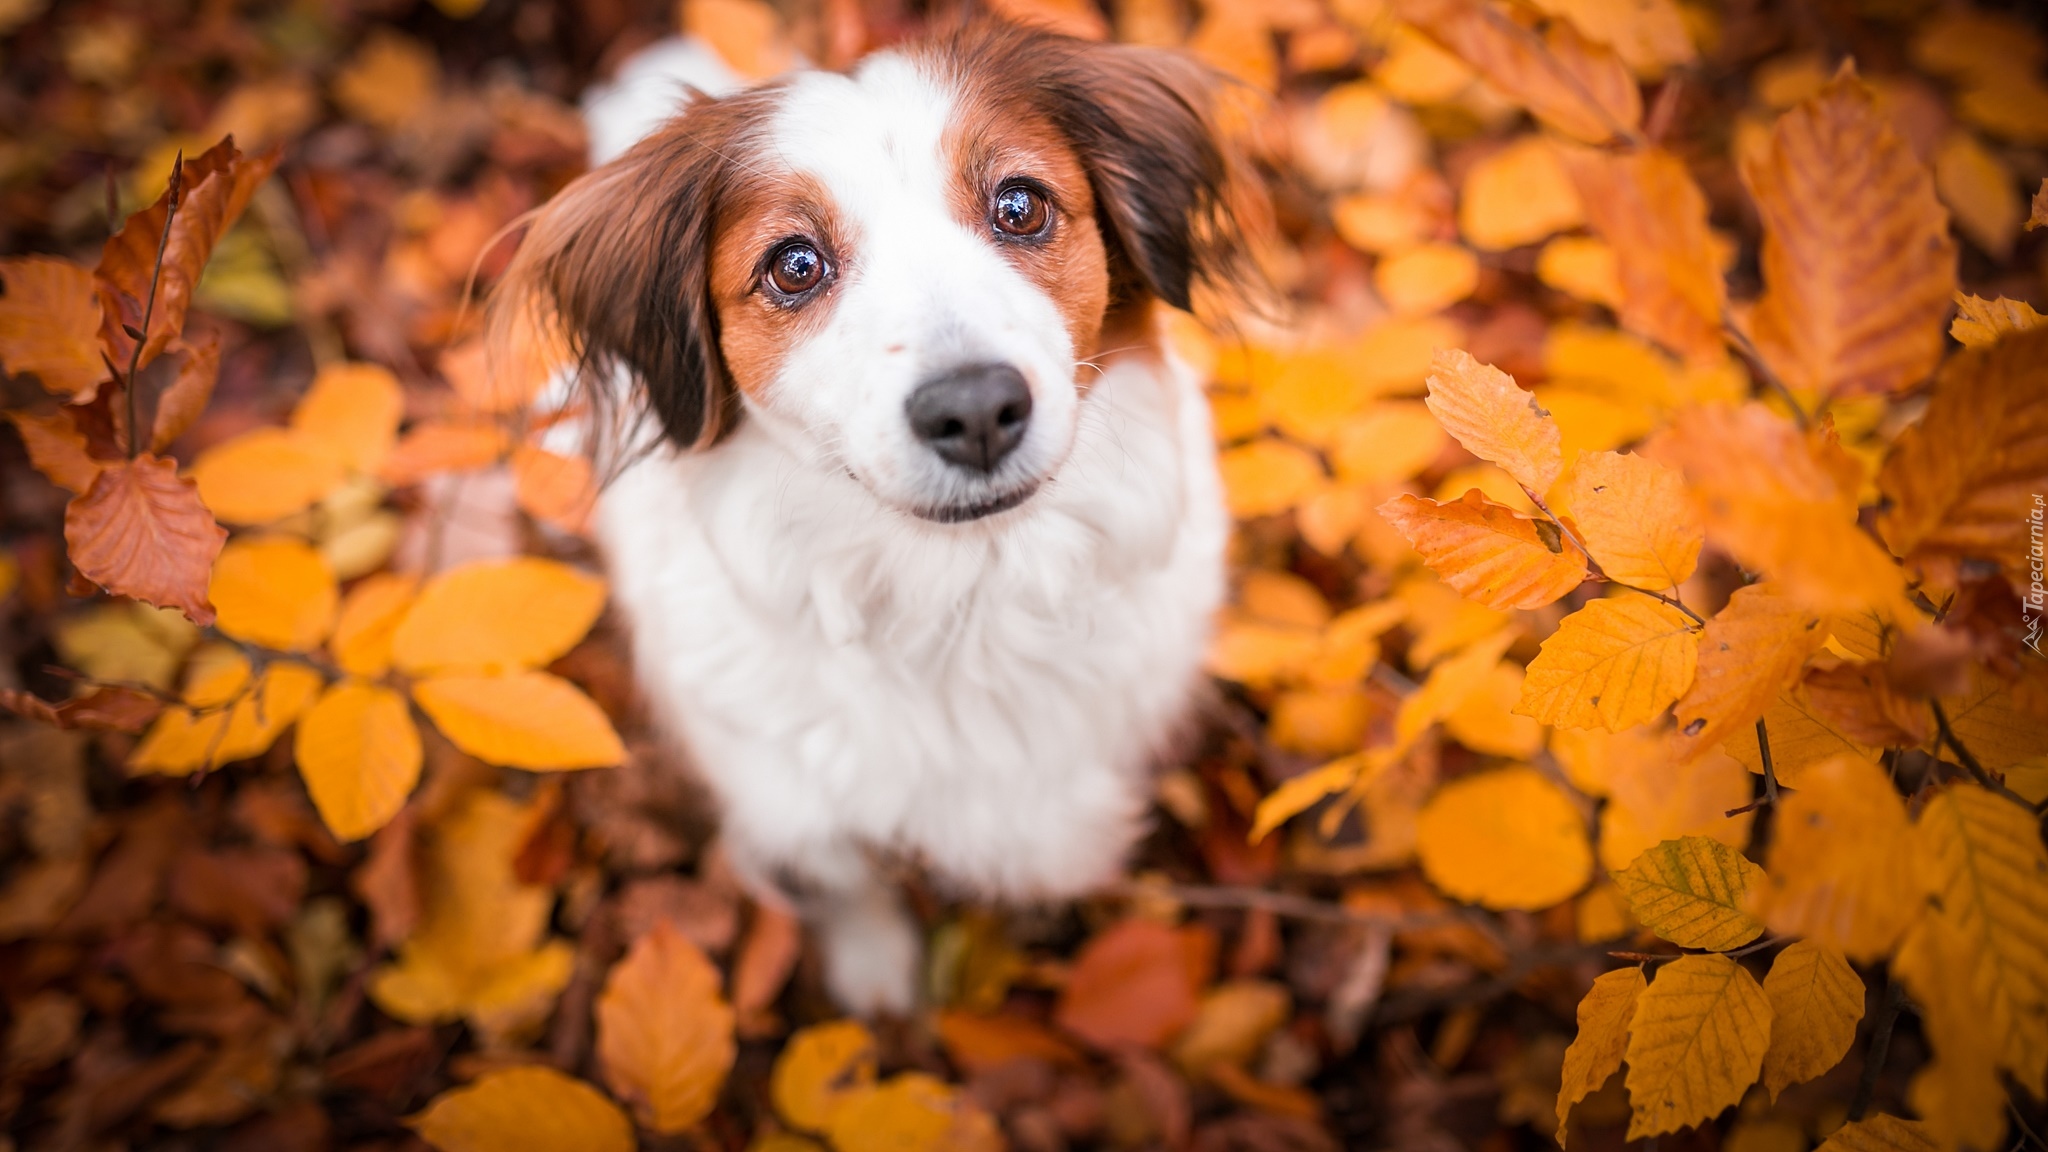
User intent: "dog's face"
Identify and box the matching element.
[509,23,1246,524]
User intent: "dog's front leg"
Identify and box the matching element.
[723,827,921,1018]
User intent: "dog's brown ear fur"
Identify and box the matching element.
[495,92,771,457]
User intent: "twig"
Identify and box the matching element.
[1726,718,1782,816]
[2010,1099,2048,1152]
[1120,880,1464,931]
[1932,699,2032,808]
[1848,980,1908,1122]
[1613,580,1705,626]
[123,152,184,460]
[1720,309,1808,429]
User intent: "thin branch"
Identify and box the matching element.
[1721,309,1808,430]
[1932,699,2032,809]
[1612,580,1706,626]
[1726,718,1783,816]
[124,152,184,461]
[2010,1099,2048,1152]
[1848,980,1908,1122]
[1120,880,1464,931]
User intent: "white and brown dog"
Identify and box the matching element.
[502,20,1254,1013]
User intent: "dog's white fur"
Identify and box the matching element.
[575,32,1229,1013]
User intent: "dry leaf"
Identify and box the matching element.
[1741,67,1956,399]
[1556,967,1644,1140]
[1816,1114,1942,1152]
[1752,755,1924,961]
[1948,292,2043,348]
[1380,490,1588,611]
[66,455,227,626]
[1218,438,1325,519]
[1623,953,1771,1140]
[1613,836,1765,951]
[409,1065,633,1152]
[0,257,105,397]
[1559,145,1725,364]
[772,1020,878,1132]
[1055,919,1206,1050]
[1421,349,1561,493]
[595,921,736,1133]
[1375,242,1479,314]
[1758,940,1863,1100]
[6,410,103,494]
[1557,450,1701,591]
[1414,767,1591,910]
[1395,0,1641,143]
[1667,583,1825,763]
[1459,136,1583,250]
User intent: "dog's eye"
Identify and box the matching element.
[992,185,1050,238]
[767,242,826,295]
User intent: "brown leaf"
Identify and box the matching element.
[0,685,163,732]
[1055,919,1208,1051]
[2030,178,2047,230]
[1877,326,2048,588]
[731,903,802,1037]
[594,921,736,1133]
[168,846,308,935]
[1742,66,1957,399]
[1559,145,1726,363]
[97,138,282,371]
[353,807,421,949]
[5,410,103,494]
[0,256,106,397]
[1668,582,1826,763]
[148,330,221,452]
[1801,663,1933,747]
[64,455,227,626]
[1394,0,1641,144]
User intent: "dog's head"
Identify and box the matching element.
[503,21,1254,524]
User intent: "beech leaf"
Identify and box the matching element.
[1623,953,1772,1140]
[1379,490,1589,611]
[0,257,106,398]
[1613,836,1766,951]
[595,922,736,1133]
[65,455,227,626]
[1518,596,1698,731]
[295,681,422,843]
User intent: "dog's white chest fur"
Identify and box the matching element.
[597,344,1225,904]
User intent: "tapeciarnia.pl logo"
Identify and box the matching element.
[2026,493,2045,657]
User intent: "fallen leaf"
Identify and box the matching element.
[1395,0,1641,143]
[1415,766,1591,909]
[330,573,418,678]
[381,419,511,486]
[291,362,404,474]
[65,455,227,626]
[209,535,338,652]
[409,1066,633,1152]
[596,921,736,1133]
[1375,242,1479,315]
[1218,438,1325,519]
[1460,136,1583,250]
[1055,919,1207,1050]
[190,427,347,526]
[772,1020,878,1132]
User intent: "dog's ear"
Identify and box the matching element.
[497,104,751,454]
[1034,41,1261,313]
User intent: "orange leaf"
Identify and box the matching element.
[0,257,107,398]
[1556,450,1701,591]
[295,681,422,842]
[1751,755,1924,961]
[6,410,103,494]
[97,138,281,372]
[411,671,625,770]
[1800,662,1932,748]
[1518,596,1698,730]
[772,1020,879,1132]
[331,573,418,678]
[0,685,163,732]
[190,427,347,526]
[408,1066,633,1152]
[936,1011,1085,1076]
[1877,326,2048,587]
[1422,350,1561,493]
[1742,66,1957,399]
[1378,490,1588,610]
[145,331,221,454]
[1218,438,1325,519]
[389,557,606,676]
[1668,582,1825,763]
[210,536,338,652]
[65,455,227,626]
[381,419,510,486]
[1055,919,1206,1050]
[130,651,323,774]
[291,362,405,474]
[511,445,596,534]
[595,921,736,1133]
[1415,766,1593,909]
[1559,145,1727,364]
[1393,0,1641,144]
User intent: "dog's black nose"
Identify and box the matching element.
[905,363,1032,472]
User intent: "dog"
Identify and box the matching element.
[499,18,1255,1014]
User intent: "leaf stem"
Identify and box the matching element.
[1720,308,1809,430]
[1848,980,1908,1122]
[1931,699,2031,808]
[1757,717,1781,806]
[124,152,184,461]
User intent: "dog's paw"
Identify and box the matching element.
[817,896,921,1017]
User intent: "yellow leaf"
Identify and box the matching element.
[1525,0,1693,76]
[1877,326,2048,590]
[1912,783,2048,1092]
[294,681,421,842]
[190,427,347,526]
[390,557,607,676]
[772,1020,879,1132]
[1205,617,1321,687]
[369,788,570,1030]
[1519,597,1698,731]
[1416,766,1592,910]
[1723,690,1880,789]
[0,257,105,398]
[1558,145,1727,364]
[596,922,736,1133]
[1614,836,1766,951]
[1460,137,1583,251]
[1397,572,1513,667]
[1172,980,1291,1073]
[1442,660,1545,758]
[511,445,596,534]
[1949,292,2044,349]
[1600,748,1755,872]
[1240,569,1331,627]
[333,30,438,133]
[1250,755,1369,844]
[1269,685,1373,756]
[1557,451,1702,591]
[1329,402,1448,484]
[1556,967,1645,1139]
[1551,723,1662,798]
[824,1073,997,1152]
[1752,755,1924,962]
[1759,940,1863,1101]
[1668,582,1825,763]
[209,536,338,652]
[1815,1114,1943,1152]
[1218,438,1324,519]
[412,671,625,770]
[1623,953,1772,1140]
[1379,491,1589,611]
[1376,243,1479,315]
[1333,192,1432,254]
[1934,132,2021,259]
[1422,349,1562,493]
[1399,626,1522,746]
[408,1066,633,1152]
[1939,663,2048,773]
[1537,236,1623,308]
[331,573,418,678]
[130,651,323,775]
[1302,599,1406,686]
[291,362,404,474]
[1742,67,1957,399]
[1394,0,1641,143]
[1892,907,2011,1152]
[1370,23,1475,104]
